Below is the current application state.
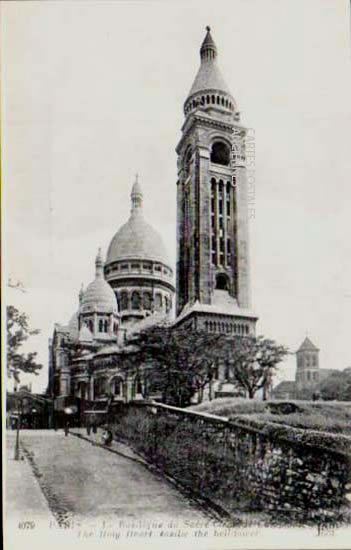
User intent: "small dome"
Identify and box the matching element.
[81,250,118,314]
[106,178,170,266]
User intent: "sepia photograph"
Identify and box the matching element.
[2,1,351,548]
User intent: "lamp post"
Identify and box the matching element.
[32,408,37,429]
[14,397,22,461]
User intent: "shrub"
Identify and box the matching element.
[190,399,351,436]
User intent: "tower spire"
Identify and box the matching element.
[184,26,234,116]
[131,173,143,213]
[200,26,217,62]
[95,247,104,279]
[79,284,84,304]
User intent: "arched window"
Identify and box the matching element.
[112,377,123,396]
[155,293,162,310]
[114,323,118,334]
[216,273,229,291]
[131,291,141,310]
[133,376,143,396]
[93,377,99,397]
[206,95,210,104]
[143,292,152,310]
[211,94,215,103]
[104,320,108,333]
[94,376,107,397]
[99,319,103,332]
[221,97,225,105]
[210,141,230,166]
[120,291,128,310]
[216,96,220,104]
[78,381,87,400]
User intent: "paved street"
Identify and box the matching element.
[6,430,209,525]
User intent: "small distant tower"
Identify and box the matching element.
[295,337,320,394]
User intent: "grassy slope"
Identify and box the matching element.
[190,398,351,436]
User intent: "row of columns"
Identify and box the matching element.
[211,178,233,269]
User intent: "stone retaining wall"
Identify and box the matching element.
[112,402,351,524]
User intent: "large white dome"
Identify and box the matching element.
[106,178,170,267]
[107,214,169,266]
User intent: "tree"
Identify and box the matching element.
[226,335,289,399]
[131,326,288,404]
[6,305,42,384]
[133,325,224,407]
[319,369,351,401]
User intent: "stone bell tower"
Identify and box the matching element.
[175,27,257,335]
[295,337,320,393]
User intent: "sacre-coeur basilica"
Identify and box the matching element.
[48,27,259,419]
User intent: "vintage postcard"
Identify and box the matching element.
[2,0,351,549]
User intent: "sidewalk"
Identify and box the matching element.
[5,433,54,523]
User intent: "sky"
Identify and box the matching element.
[2,0,351,393]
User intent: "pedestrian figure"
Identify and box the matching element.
[64,420,69,436]
[101,429,113,446]
[87,423,91,435]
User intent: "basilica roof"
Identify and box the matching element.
[186,27,233,100]
[106,177,170,267]
[175,291,258,325]
[81,249,118,314]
